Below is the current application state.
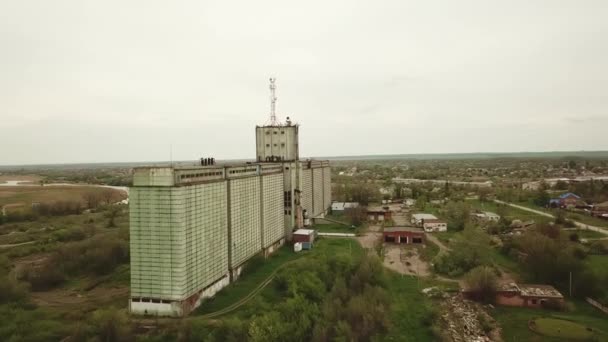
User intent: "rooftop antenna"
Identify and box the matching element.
[269,77,278,126]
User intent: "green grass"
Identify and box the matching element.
[419,239,440,262]
[435,226,519,273]
[585,255,608,279]
[194,238,364,316]
[567,212,608,229]
[433,230,460,245]
[467,199,548,222]
[531,317,594,340]
[493,301,608,342]
[570,229,607,239]
[514,200,608,229]
[383,274,457,341]
[313,222,357,234]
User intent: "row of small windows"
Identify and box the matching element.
[265,130,286,135]
[180,172,222,179]
[229,169,256,175]
[265,143,286,147]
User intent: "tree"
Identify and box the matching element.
[533,188,550,207]
[464,266,498,303]
[345,206,367,227]
[90,308,133,342]
[105,206,121,228]
[445,201,470,231]
[101,189,116,205]
[82,191,102,209]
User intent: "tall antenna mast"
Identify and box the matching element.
[269,77,277,125]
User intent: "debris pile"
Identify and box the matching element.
[441,295,495,342]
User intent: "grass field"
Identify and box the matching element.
[194,238,364,316]
[0,185,126,207]
[571,229,607,239]
[531,317,594,340]
[0,175,42,183]
[204,236,451,341]
[585,255,608,279]
[493,301,608,342]
[193,246,303,315]
[467,199,548,222]
[313,222,357,234]
[567,212,608,229]
[514,200,608,229]
[382,274,439,341]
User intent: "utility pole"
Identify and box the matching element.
[269,77,278,125]
[569,271,572,297]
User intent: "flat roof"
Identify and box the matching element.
[384,226,424,233]
[412,213,438,220]
[423,219,446,223]
[293,229,315,235]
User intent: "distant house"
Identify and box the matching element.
[494,283,564,309]
[510,219,536,230]
[592,201,608,213]
[383,227,425,244]
[549,192,581,208]
[422,219,447,232]
[411,213,447,232]
[367,206,392,223]
[471,211,501,223]
[331,202,359,212]
[411,213,438,226]
[404,198,416,207]
[522,181,541,191]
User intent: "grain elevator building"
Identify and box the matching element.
[129,80,331,317]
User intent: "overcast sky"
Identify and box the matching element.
[1,1,607,165]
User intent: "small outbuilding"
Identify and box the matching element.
[495,283,565,309]
[293,229,315,249]
[331,202,360,212]
[411,213,438,226]
[422,219,448,232]
[367,206,392,223]
[471,211,501,223]
[383,227,425,244]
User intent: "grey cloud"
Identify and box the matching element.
[1,0,607,165]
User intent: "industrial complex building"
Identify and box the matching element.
[128,79,331,317]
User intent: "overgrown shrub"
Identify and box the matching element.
[463,266,498,304]
[0,276,28,303]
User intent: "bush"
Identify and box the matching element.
[0,276,28,303]
[463,266,498,304]
[434,247,482,277]
[52,227,87,242]
[20,265,65,291]
[541,298,566,311]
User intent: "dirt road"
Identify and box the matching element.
[494,199,608,236]
[356,224,382,249]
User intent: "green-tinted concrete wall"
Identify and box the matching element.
[230,177,261,267]
[182,182,229,297]
[262,174,284,247]
[130,187,186,300]
[130,182,229,301]
[313,168,324,216]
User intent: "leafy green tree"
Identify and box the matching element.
[464,266,498,303]
[533,188,550,207]
[445,201,470,231]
